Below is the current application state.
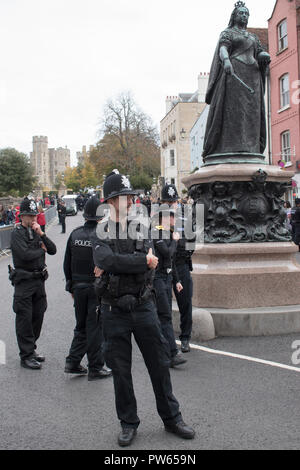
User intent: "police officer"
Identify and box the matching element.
[173,226,194,353]
[161,184,195,354]
[161,183,179,208]
[58,201,67,234]
[10,198,57,370]
[152,209,187,367]
[91,173,195,447]
[63,197,112,381]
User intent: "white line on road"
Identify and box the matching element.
[176,341,300,374]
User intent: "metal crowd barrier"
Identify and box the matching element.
[44,205,57,225]
[0,226,14,257]
[0,206,57,257]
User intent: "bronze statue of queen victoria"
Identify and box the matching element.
[203,1,271,166]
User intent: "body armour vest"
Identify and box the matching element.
[70,225,96,283]
[100,221,154,299]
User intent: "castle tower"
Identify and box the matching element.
[30,136,51,189]
[198,73,210,103]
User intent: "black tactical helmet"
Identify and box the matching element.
[161,184,179,202]
[19,198,39,216]
[103,173,138,202]
[83,197,102,221]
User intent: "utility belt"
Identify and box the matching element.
[102,286,153,313]
[8,265,49,286]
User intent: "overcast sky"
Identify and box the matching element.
[0,0,276,165]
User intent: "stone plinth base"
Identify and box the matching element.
[210,305,300,337]
[192,243,300,309]
[182,163,294,187]
[172,302,216,341]
[172,302,300,338]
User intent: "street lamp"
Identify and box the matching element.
[180,128,186,140]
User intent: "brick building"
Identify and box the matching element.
[268,0,300,200]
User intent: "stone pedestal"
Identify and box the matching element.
[181,163,300,330]
[191,242,300,309]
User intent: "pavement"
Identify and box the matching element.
[0,213,300,450]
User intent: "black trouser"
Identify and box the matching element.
[61,217,66,233]
[102,300,182,429]
[154,275,178,358]
[13,279,47,361]
[66,285,104,372]
[173,263,193,341]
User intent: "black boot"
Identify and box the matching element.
[33,351,45,362]
[170,352,187,368]
[181,340,191,353]
[64,363,87,375]
[21,358,42,370]
[118,428,137,447]
[165,420,195,439]
[88,367,112,381]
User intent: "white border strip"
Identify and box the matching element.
[176,341,300,374]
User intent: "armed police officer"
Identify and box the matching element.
[161,184,195,354]
[152,208,187,368]
[10,198,57,370]
[91,172,195,447]
[63,197,112,381]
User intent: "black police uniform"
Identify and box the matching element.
[173,205,195,344]
[153,224,179,359]
[59,204,67,233]
[10,201,56,363]
[90,173,184,437]
[63,219,105,376]
[91,219,182,432]
[173,238,194,343]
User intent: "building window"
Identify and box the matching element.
[170,150,175,167]
[281,131,291,162]
[278,19,288,52]
[171,178,175,185]
[280,74,290,109]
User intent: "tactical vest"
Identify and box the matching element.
[104,233,154,299]
[70,226,95,283]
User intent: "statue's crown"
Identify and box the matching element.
[235,1,246,8]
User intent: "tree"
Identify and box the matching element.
[64,167,82,193]
[90,92,160,184]
[0,148,36,197]
[130,173,153,192]
[63,158,99,193]
[80,159,99,190]
[54,172,64,191]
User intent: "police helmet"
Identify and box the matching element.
[19,198,39,216]
[161,184,179,202]
[83,197,102,221]
[103,173,138,202]
[105,169,120,180]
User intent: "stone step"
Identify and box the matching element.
[172,301,300,339]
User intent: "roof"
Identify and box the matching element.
[178,93,195,102]
[190,104,208,132]
[268,0,278,21]
[248,27,269,51]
